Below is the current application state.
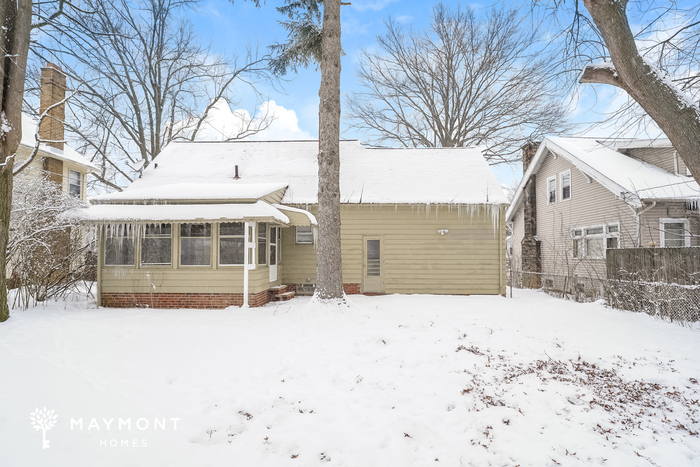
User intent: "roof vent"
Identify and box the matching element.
[234,165,240,180]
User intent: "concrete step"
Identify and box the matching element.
[272,291,295,301]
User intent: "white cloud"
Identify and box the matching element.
[351,0,399,12]
[195,99,313,141]
[395,15,413,24]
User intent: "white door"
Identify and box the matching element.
[363,236,384,293]
[269,227,278,282]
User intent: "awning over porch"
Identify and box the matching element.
[78,201,292,225]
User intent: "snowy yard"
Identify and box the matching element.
[1,290,699,466]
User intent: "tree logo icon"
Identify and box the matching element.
[30,407,57,449]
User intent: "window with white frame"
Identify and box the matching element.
[141,223,172,265]
[69,170,81,198]
[180,223,211,266]
[572,224,619,259]
[296,226,313,244]
[219,222,245,265]
[547,176,556,204]
[560,170,571,201]
[257,222,267,265]
[660,218,689,247]
[105,224,135,266]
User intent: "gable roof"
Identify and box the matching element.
[92,140,508,205]
[506,137,700,222]
[20,113,98,173]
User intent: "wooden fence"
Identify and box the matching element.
[606,247,700,285]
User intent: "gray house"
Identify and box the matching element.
[507,137,700,283]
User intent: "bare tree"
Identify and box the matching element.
[32,0,276,191]
[539,0,700,186]
[346,3,571,165]
[1,1,75,323]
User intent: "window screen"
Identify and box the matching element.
[141,223,172,265]
[366,239,381,277]
[548,178,556,204]
[180,223,211,266]
[561,172,571,200]
[257,222,267,265]
[220,222,245,265]
[296,226,313,244]
[105,224,135,266]
[69,170,81,198]
[664,222,685,247]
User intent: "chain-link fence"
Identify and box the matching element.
[508,271,700,324]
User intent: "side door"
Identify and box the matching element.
[362,236,384,293]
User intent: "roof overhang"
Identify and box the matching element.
[76,201,291,225]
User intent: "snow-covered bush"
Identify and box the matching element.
[7,174,94,308]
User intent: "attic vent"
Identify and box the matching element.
[234,165,240,180]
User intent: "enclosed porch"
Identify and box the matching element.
[81,202,316,308]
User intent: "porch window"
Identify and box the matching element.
[105,224,135,266]
[69,170,81,198]
[296,226,313,244]
[660,219,689,247]
[547,176,556,204]
[141,223,172,265]
[180,223,211,266]
[219,222,244,265]
[270,227,280,266]
[257,222,267,265]
[560,170,571,201]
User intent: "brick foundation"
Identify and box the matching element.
[101,290,271,309]
[343,283,361,294]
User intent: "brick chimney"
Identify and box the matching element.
[39,63,66,151]
[520,141,541,288]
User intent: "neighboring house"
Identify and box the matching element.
[81,140,509,308]
[14,63,97,196]
[507,137,700,283]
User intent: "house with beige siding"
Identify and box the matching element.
[81,140,509,308]
[15,64,97,198]
[507,137,700,283]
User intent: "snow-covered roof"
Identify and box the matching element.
[79,201,290,224]
[91,182,287,203]
[93,140,508,205]
[506,137,700,221]
[20,113,98,173]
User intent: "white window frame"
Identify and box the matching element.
[560,170,571,201]
[69,169,81,198]
[572,223,620,259]
[295,226,314,244]
[546,176,557,205]
[659,218,690,247]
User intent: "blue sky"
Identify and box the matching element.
[187,0,657,188]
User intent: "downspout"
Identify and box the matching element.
[635,201,657,247]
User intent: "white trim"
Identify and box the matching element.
[560,169,571,201]
[674,151,679,175]
[659,218,690,247]
[546,176,557,205]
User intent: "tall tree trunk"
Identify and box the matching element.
[0,157,13,322]
[0,0,33,322]
[580,0,700,186]
[315,0,344,300]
